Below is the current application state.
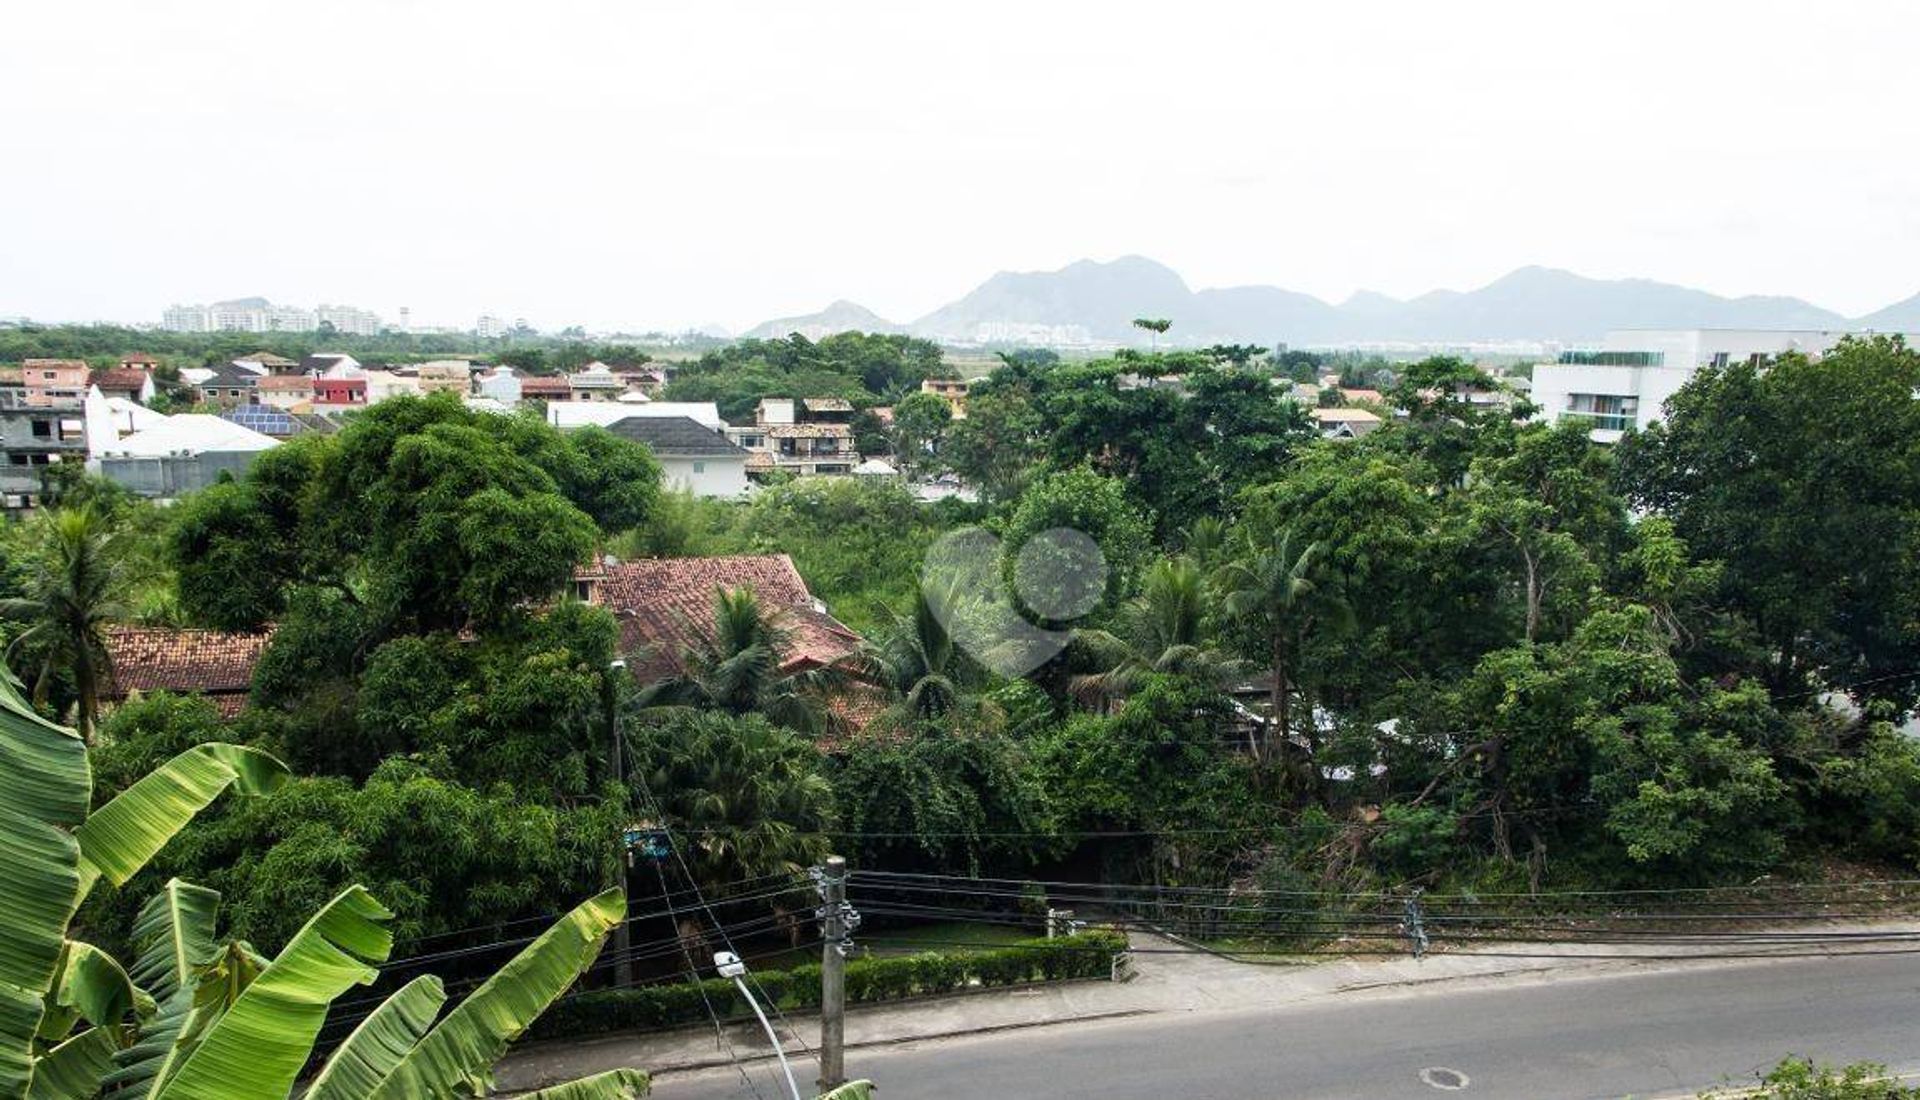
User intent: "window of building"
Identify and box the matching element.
[30,420,51,438]
[692,461,705,474]
[8,454,27,466]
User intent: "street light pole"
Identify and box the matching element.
[716,952,803,1100]
[605,658,632,989]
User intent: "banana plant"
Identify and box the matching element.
[0,664,652,1099]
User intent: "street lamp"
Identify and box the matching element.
[715,951,802,1100]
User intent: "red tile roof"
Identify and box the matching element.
[103,627,270,716]
[89,368,150,394]
[520,377,572,396]
[585,555,863,686]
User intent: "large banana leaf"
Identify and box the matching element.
[104,881,223,1099]
[23,1028,116,1100]
[74,744,288,901]
[302,977,444,1100]
[366,889,625,1100]
[519,1069,650,1099]
[152,886,393,1100]
[39,941,143,1042]
[0,669,89,1100]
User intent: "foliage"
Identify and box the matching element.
[1700,1057,1920,1099]
[168,394,655,635]
[1000,466,1152,617]
[831,724,1054,876]
[528,932,1128,1041]
[1618,335,1920,708]
[1,507,137,743]
[626,710,835,889]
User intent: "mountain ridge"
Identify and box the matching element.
[748,258,1918,346]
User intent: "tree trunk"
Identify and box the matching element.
[1522,547,1541,644]
[1270,636,1291,780]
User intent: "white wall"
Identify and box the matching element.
[658,454,749,498]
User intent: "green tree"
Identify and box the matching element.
[627,709,834,895]
[1000,467,1152,619]
[1617,336,1920,706]
[890,390,954,479]
[1,507,129,742]
[1213,524,1349,790]
[1132,317,1172,351]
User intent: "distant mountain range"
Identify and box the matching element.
[749,256,1920,346]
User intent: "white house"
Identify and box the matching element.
[599,415,750,498]
[1532,328,1919,442]
[476,365,523,404]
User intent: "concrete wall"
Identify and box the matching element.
[99,450,264,499]
[658,454,749,498]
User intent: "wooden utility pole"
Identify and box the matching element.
[818,855,849,1092]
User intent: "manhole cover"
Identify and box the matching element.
[1420,1067,1470,1091]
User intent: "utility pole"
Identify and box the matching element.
[817,855,850,1093]
[605,659,632,989]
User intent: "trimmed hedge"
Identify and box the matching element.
[529,931,1128,1042]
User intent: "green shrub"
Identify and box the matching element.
[528,931,1128,1042]
[1701,1057,1920,1098]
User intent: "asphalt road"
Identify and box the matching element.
[653,952,1920,1099]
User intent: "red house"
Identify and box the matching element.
[313,377,367,406]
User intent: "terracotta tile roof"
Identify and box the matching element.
[89,368,150,393]
[24,359,88,371]
[585,555,863,686]
[119,353,161,366]
[103,627,271,715]
[520,377,572,396]
[255,375,316,393]
[744,452,775,470]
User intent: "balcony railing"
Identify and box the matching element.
[1559,410,1635,432]
[1556,350,1665,367]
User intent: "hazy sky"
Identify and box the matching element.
[6,1,1918,332]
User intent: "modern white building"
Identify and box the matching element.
[1531,328,1914,442]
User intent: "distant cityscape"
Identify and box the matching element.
[159,298,522,339]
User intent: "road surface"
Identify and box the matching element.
[652,951,1920,1099]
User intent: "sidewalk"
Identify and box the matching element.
[494,920,1920,1093]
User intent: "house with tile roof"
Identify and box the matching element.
[102,626,272,717]
[88,367,156,405]
[576,553,866,692]
[603,415,750,498]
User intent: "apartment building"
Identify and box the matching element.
[1532,328,1917,442]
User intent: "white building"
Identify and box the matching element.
[595,416,750,498]
[475,365,522,404]
[1532,328,1914,442]
[315,304,382,336]
[477,314,510,339]
[162,305,211,333]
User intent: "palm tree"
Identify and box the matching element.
[636,586,843,734]
[1213,525,1348,792]
[1070,556,1245,709]
[863,581,971,721]
[2,505,129,742]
